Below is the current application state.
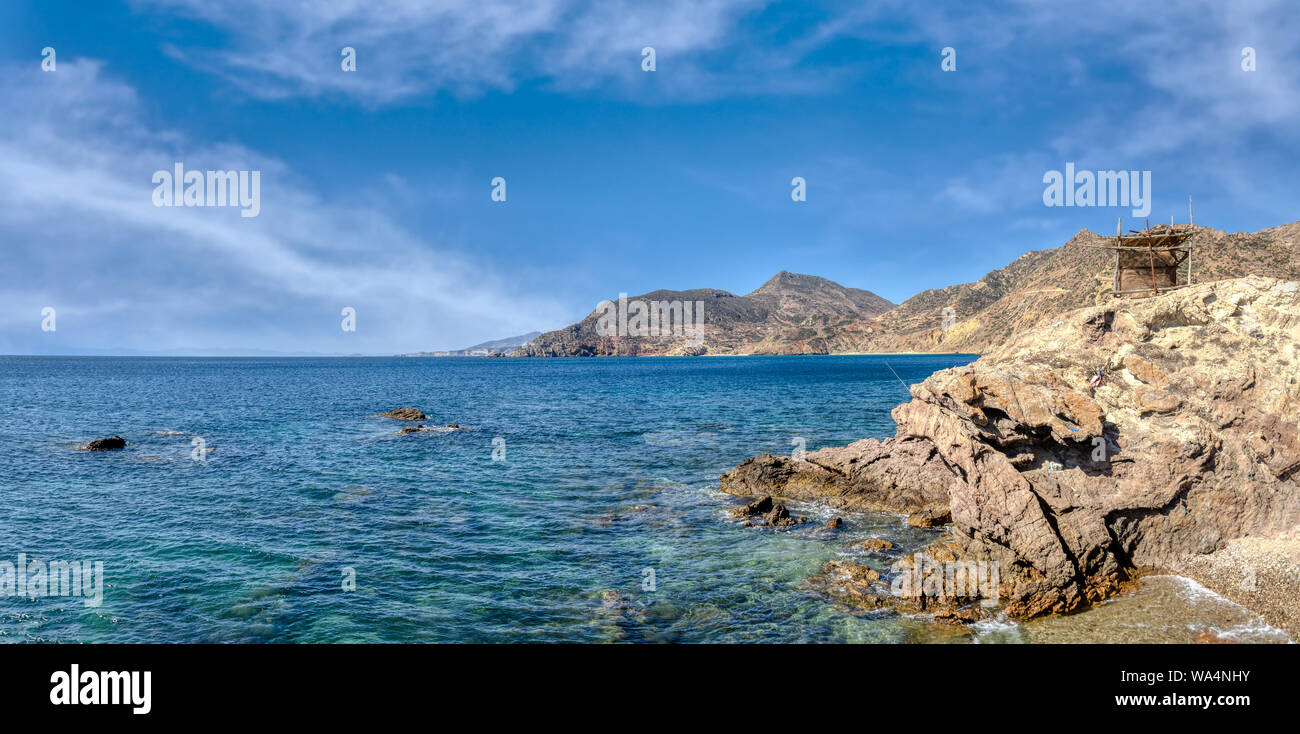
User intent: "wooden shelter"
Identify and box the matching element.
[1109,220,1195,297]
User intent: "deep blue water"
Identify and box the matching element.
[1,353,1006,643]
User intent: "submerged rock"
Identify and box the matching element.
[804,559,987,625]
[376,408,426,421]
[85,436,126,451]
[389,423,468,437]
[804,560,892,611]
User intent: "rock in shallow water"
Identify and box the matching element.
[85,436,126,451]
[730,494,807,528]
[376,407,426,420]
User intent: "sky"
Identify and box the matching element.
[1,0,1297,355]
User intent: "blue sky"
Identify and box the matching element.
[2,0,1297,354]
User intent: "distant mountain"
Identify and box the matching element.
[462,332,543,352]
[514,220,1300,357]
[514,271,896,356]
[407,331,542,357]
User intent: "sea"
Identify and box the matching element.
[0,355,1288,643]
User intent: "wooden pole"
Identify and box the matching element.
[1146,218,1159,295]
[1113,217,1122,295]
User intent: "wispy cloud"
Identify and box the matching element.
[0,59,568,354]
[135,0,830,104]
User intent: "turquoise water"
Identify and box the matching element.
[4,354,1281,644]
[1,355,979,642]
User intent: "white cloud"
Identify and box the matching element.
[0,60,569,354]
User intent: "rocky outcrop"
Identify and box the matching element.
[84,436,126,451]
[839,221,1300,354]
[725,277,1300,621]
[719,435,953,517]
[376,408,426,421]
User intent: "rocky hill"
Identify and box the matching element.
[517,221,1300,357]
[514,271,895,356]
[849,221,1300,354]
[722,277,1300,633]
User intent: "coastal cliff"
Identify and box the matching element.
[722,277,1300,632]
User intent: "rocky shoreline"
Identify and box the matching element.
[722,277,1300,636]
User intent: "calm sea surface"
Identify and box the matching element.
[0,355,1286,643]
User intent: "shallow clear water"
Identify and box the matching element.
[0,355,1285,643]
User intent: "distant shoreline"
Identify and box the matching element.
[506,351,977,358]
[4,351,980,359]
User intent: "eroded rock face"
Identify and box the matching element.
[726,277,1300,620]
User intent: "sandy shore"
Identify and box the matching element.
[1174,530,1300,641]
